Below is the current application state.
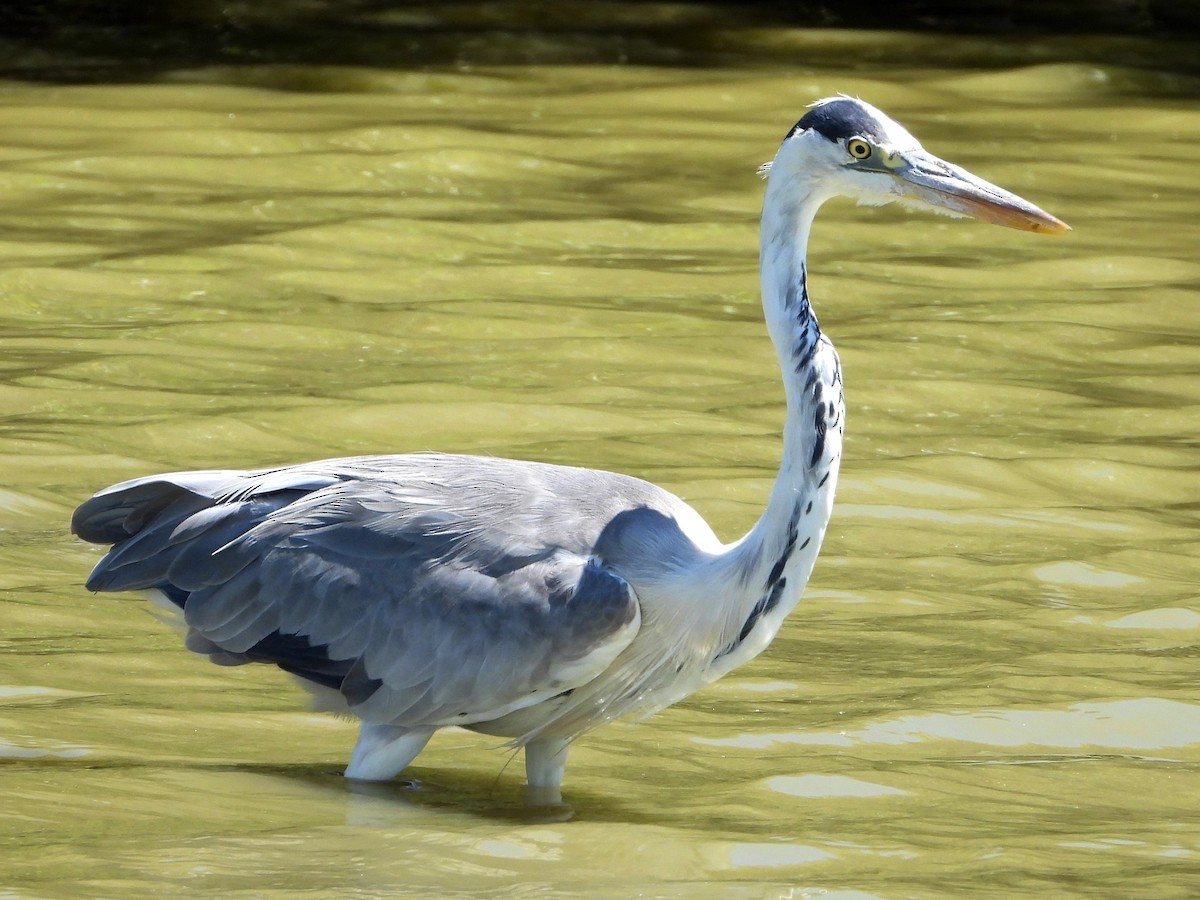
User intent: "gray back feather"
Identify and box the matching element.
[73,454,700,729]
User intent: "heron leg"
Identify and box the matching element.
[344,723,434,781]
[524,735,571,792]
[524,736,571,806]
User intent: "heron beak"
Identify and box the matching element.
[892,150,1070,235]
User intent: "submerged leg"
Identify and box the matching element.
[344,723,434,781]
[524,736,571,804]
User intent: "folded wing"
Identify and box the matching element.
[72,455,645,729]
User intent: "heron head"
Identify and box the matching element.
[767,96,1070,235]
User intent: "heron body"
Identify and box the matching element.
[72,97,1067,798]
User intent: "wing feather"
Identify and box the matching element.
[74,454,662,729]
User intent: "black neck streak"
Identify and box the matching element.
[788,265,821,373]
[714,503,804,661]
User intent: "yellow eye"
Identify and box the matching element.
[847,138,872,160]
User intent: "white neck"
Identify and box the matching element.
[704,170,845,676]
[530,168,847,734]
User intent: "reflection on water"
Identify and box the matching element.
[699,698,1200,750]
[1,28,1199,898]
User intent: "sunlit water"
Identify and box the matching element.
[2,30,1199,899]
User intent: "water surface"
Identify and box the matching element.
[2,33,1199,899]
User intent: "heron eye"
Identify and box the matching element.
[847,138,872,160]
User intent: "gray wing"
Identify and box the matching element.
[72,454,661,728]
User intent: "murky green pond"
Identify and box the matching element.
[2,24,1199,898]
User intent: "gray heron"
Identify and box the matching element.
[72,97,1068,801]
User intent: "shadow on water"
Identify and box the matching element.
[7,752,730,828]
[3,0,1200,88]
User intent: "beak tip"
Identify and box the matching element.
[1041,216,1072,235]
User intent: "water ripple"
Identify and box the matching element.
[696,698,1200,751]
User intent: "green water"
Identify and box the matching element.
[2,30,1199,899]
